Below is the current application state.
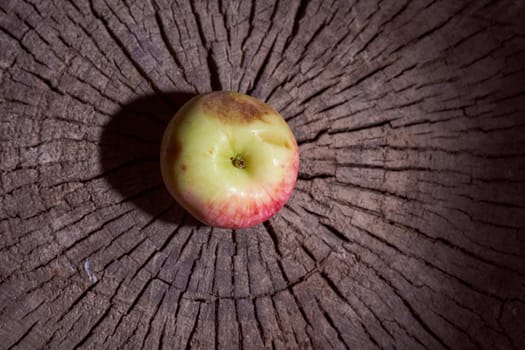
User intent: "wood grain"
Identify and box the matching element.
[1,0,525,349]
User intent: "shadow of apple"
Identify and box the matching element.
[100,91,199,226]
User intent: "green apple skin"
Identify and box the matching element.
[160,91,299,229]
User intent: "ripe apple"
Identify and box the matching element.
[160,91,299,229]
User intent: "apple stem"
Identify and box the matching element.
[231,155,246,169]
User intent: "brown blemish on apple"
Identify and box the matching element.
[201,91,274,124]
[165,139,182,162]
[180,164,187,171]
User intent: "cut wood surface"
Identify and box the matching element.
[1,0,525,349]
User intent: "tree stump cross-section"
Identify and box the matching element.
[1,0,525,349]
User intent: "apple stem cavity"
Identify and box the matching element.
[231,155,246,169]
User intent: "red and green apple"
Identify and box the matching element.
[160,91,299,229]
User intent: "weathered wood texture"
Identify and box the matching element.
[1,0,525,349]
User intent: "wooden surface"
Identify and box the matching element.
[1,0,525,349]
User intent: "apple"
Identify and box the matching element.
[160,91,299,229]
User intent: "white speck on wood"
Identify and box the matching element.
[84,259,97,283]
